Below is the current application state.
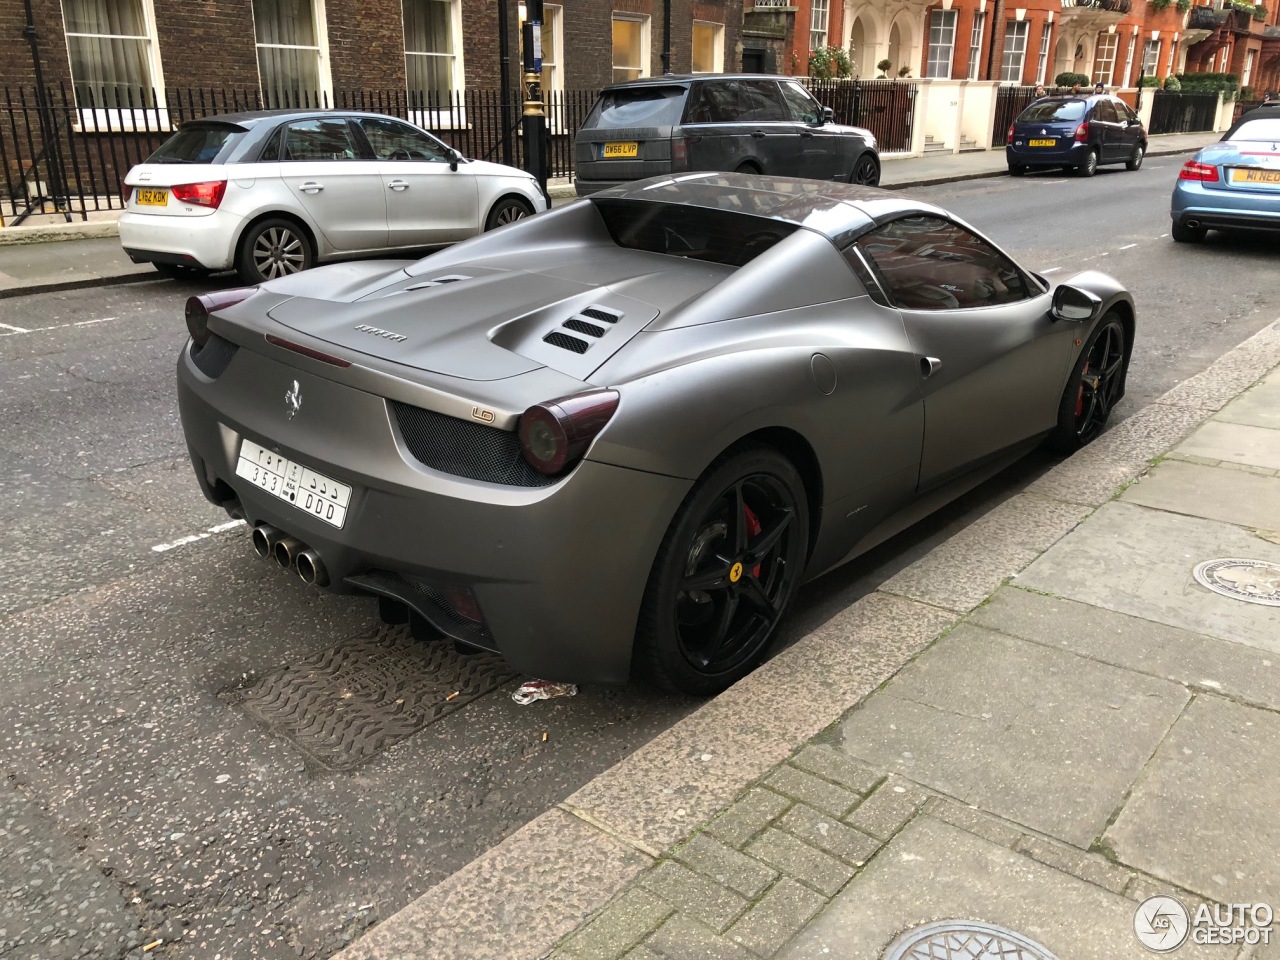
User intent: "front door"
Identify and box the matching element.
[356,116,478,247]
[853,215,1074,488]
[778,80,841,181]
[277,118,388,251]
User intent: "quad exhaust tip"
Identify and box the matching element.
[252,523,327,587]
[296,549,328,587]
[273,536,303,570]
[251,524,282,558]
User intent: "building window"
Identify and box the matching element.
[254,0,327,107]
[926,10,957,79]
[612,15,650,82]
[1168,37,1179,76]
[810,0,829,50]
[1141,39,1160,78]
[1035,21,1052,84]
[1093,32,1117,85]
[692,21,724,73]
[540,5,563,93]
[1121,32,1137,87]
[1243,47,1255,87]
[62,0,162,108]
[968,12,985,79]
[1000,20,1029,82]
[404,0,460,104]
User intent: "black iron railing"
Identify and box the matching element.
[990,85,1070,147]
[802,78,917,153]
[0,84,598,222]
[1149,89,1221,134]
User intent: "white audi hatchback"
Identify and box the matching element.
[120,110,548,284]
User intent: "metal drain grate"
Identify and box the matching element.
[1193,558,1280,607]
[883,920,1060,960]
[222,624,517,771]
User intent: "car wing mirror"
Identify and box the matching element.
[822,106,834,125]
[1051,284,1102,322]
[449,148,461,171]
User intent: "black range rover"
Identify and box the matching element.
[573,74,881,196]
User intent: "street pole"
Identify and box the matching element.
[521,0,549,201]
[497,0,514,167]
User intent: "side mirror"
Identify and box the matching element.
[1051,284,1102,322]
[449,149,461,171]
[822,106,834,125]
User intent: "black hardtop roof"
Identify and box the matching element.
[601,73,799,92]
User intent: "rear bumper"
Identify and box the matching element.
[177,341,690,684]
[1005,142,1090,167]
[1172,181,1280,234]
[119,208,242,270]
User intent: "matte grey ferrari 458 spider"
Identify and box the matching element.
[178,172,1135,695]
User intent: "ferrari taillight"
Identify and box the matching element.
[1179,160,1220,182]
[171,180,227,208]
[518,389,620,476]
[1074,122,1089,142]
[184,288,256,347]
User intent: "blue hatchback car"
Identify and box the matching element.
[1171,105,1280,242]
[1006,95,1147,177]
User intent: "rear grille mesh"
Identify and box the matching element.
[543,331,589,354]
[563,318,606,338]
[190,334,238,379]
[390,401,556,487]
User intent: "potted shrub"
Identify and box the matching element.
[877,58,892,78]
[1163,75,1182,90]
[897,66,912,78]
[808,46,854,80]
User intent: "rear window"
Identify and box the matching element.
[1017,99,1086,123]
[586,87,687,130]
[148,123,243,164]
[592,198,798,267]
[1228,118,1280,142]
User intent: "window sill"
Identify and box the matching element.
[70,108,174,134]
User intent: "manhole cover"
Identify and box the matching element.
[222,624,517,771]
[1193,558,1280,607]
[883,920,1060,960]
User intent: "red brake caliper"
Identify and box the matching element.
[1075,361,1090,417]
[744,504,763,578]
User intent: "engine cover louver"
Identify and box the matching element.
[542,304,625,353]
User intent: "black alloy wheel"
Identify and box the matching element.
[1050,314,1127,453]
[636,447,808,696]
[237,217,314,284]
[484,196,534,231]
[852,155,880,185]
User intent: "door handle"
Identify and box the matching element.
[751,131,766,139]
[299,181,323,194]
[920,356,942,378]
[387,179,410,191]
[801,130,815,138]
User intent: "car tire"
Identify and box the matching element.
[1008,163,1026,177]
[236,217,314,285]
[1077,148,1099,178]
[484,196,534,231]
[634,445,809,696]
[851,155,880,185]
[1049,313,1127,454]
[1172,219,1207,243]
[1126,144,1145,171]
[735,161,761,175]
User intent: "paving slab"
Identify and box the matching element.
[1213,367,1280,431]
[777,815,1220,960]
[830,626,1189,847]
[1105,695,1280,907]
[969,587,1280,712]
[1121,459,1280,531]
[1016,501,1280,654]
[1174,421,1280,472]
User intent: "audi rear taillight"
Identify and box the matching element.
[518,389,620,476]
[1007,124,1015,145]
[121,182,132,203]
[171,180,227,208]
[1074,122,1089,142]
[184,287,256,347]
[1179,160,1220,182]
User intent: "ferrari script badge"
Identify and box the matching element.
[729,562,744,583]
[285,380,302,420]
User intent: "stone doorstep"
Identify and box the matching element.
[331,323,1280,960]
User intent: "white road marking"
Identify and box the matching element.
[1120,244,1137,250]
[75,316,116,326]
[0,321,30,333]
[0,316,121,337]
[151,518,246,554]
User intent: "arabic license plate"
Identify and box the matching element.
[1231,168,1280,185]
[1028,139,1056,147]
[235,439,352,529]
[135,188,168,206]
[602,141,639,159]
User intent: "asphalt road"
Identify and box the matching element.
[3,159,1278,960]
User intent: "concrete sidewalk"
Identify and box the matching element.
[0,131,1217,299]
[327,313,1280,960]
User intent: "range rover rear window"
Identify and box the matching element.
[585,87,687,129]
[591,198,799,267]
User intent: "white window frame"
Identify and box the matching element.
[1121,30,1137,87]
[252,0,333,110]
[1141,38,1161,79]
[1093,32,1118,86]
[1243,47,1255,87]
[61,0,169,130]
[612,14,651,82]
[536,4,564,132]
[1000,20,1029,83]
[1036,21,1052,84]
[810,0,829,51]
[967,12,985,79]
[692,20,725,74]
[404,0,465,127]
[926,10,957,79]
[1167,37,1179,77]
